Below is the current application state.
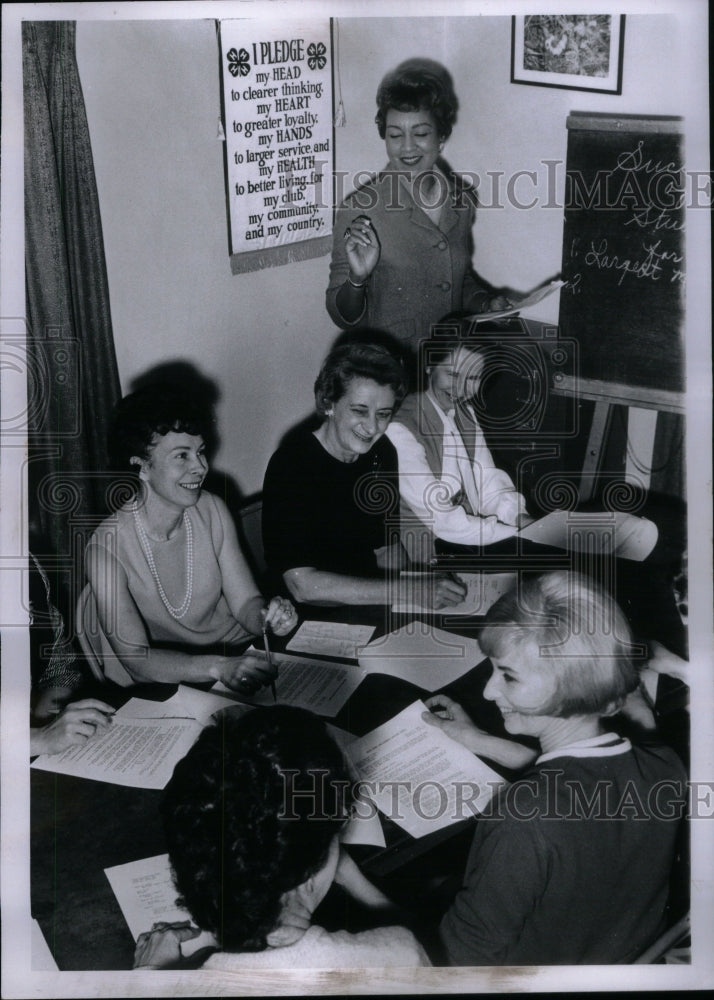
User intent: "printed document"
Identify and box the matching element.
[105,854,189,939]
[287,620,375,660]
[347,701,505,838]
[213,650,363,716]
[104,854,216,957]
[31,716,202,790]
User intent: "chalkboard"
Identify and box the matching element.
[559,113,685,395]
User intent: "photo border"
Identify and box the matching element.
[511,14,625,95]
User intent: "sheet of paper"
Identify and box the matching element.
[519,509,658,561]
[341,797,387,848]
[116,688,250,726]
[104,853,188,940]
[175,685,252,724]
[31,919,58,971]
[392,572,516,616]
[286,620,376,660]
[30,715,202,790]
[347,701,506,838]
[104,853,217,957]
[213,651,363,717]
[323,723,386,848]
[115,691,191,719]
[470,279,565,320]
[358,624,485,692]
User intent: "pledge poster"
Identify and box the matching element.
[220,18,334,269]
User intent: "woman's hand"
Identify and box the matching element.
[262,596,298,637]
[485,294,514,313]
[265,883,314,948]
[133,921,201,969]
[619,683,658,732]
[422,694,484,752]
[647,640,690,685]
[343,215,381,282]
[428,572,468,609]
[32,685,75,722]
[219,652,278,695]
[423,695,538,769]
[30,700,115,757]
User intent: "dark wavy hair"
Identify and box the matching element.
[160,706,353,952]
[314,339,408,416]
[108,384,215,478]
[375,58,458,140]
[479,571,638,717]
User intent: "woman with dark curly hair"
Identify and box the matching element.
[326,58,511,349]
[81,384,297,688]
[262,339,466,608]
[133,706,430,969]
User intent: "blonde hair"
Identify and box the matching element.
[479,571,638,717]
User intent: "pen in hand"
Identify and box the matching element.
[261,620,278,703]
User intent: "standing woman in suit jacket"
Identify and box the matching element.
[326,58,511,350]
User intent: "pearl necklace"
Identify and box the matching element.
[132,501,193,620]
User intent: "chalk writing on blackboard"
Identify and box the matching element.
[559,114,684,394]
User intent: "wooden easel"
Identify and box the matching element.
[551,375,685,502]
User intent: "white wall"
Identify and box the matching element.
[77,11,693,494]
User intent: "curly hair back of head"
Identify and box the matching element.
[161,706,352,952]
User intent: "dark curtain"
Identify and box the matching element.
[23,21,121,607]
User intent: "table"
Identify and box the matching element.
[31,548,687,970]
[30,604,513,971]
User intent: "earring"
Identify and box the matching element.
[130,456,147,478]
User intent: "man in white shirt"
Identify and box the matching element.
[386,331,532,563]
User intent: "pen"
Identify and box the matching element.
[262,623,278,703]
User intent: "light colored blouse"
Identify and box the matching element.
[85,492,260,683]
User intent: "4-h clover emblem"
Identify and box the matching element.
[307,42,327,71]
[227,47,251,77]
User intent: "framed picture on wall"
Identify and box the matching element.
[511,14,625,94]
